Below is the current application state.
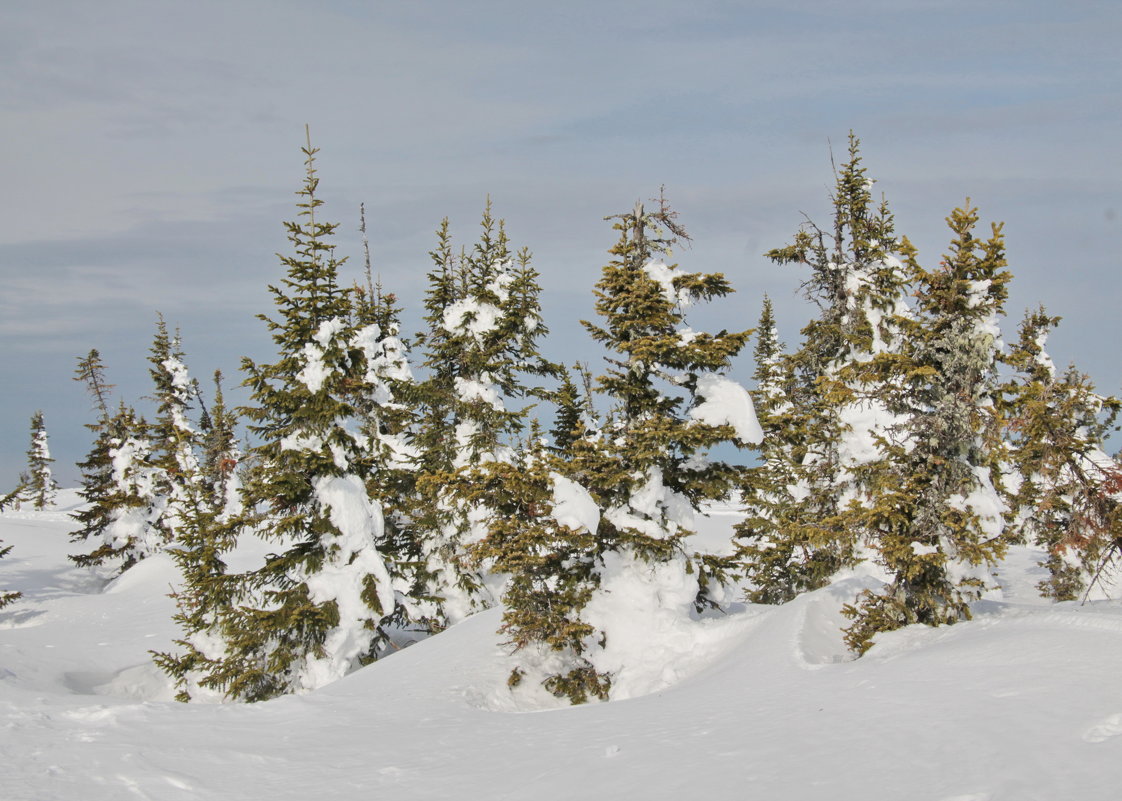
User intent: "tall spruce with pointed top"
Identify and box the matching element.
[843,202,1012,654]
[741,135,911,601]
[24,411,58,510]
[198,370,242,517]
[146,317,205,542]
[349,259,424,632]
[734,297,807,602]
[204,133,398,701]
[571,194,757,695]
[1003,308,1122,601]
[411,204,556,630]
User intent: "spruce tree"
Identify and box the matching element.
[0,540,19,611]
[70,402,163,571]
[740,134,911,602]
[0,487,25,608]
[146,317,204,544]
[24,411,58,510]
[412,204,556,630]
[1003,308,1122,600]
[203,133,398,701]
[568,194,757,698]
[70,351,165,572]
[350,263,425,633]
[843,202,1012,654]
[474,422,608,703]
[734,297,808,602]
[197,370,242,518]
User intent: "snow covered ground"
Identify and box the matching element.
[3,493,1122,800]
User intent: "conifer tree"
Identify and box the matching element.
[0,487,24,609]
[734,298,807,602]
[70,352,164,572]
[566,194,758,698]
[71,349,115,545]
[412,204,556,630]
[350,250,424,632]
[202,132,398,701]
[474,421,609,703]
[197,370,242,518]
[70,402,163,571]
[24,411,58,510]
[1003,308,1122,600]
[739,134,911,601]
[550,364,596,457]
[146,317,205,544]
[0,541,19,611]
[843,202,1012,653]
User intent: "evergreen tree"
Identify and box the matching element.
[474,422,608,703]
[203,132,398,701]
[734,297,807,602]
[1003,308,1122,600]
[145,317,204,544]
[0,542,19,611]
[70,351,164,572]
[567,194,758,699]
[412,203,556,630]
[197,370,242,519]
[0,486,25,609]
[350,262,425,633]
[549,364,596,456]
[843,202,1012,654]
[70,402,163,571]
[24,411,58,510]
[740,134,911,602]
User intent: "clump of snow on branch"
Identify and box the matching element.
[689,372,763,445]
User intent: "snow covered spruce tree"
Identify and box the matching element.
[348,253,424,633]
[197,370,242,519]
[24,410,59,510]
[69,350,166,572]
[733,298,805,603]
[146,320,248,701]
[411,204,556,630]
[473,421,608,702]
[202,134,398,701]
[843,202,1012,654]
[1003,307,1122,601]
[145,316,207,542]
[562,195,759,699]
[736,134,911,602]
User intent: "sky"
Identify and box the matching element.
[2,0,1120,484]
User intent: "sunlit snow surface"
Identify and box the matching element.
[3,492,1122,800]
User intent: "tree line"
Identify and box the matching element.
[5,131,1119,703]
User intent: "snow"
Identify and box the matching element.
[641,259,693,308]
[442,297,501,339]
[296,317,348,392]
[689,372,763,444]
[549,472,599,534]
[454,374,504,411]
[4,495,1122,799]
[301,474,396,691]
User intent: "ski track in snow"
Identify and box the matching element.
[4,494,1122,800]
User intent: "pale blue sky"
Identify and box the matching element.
[2,0,1120,482]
